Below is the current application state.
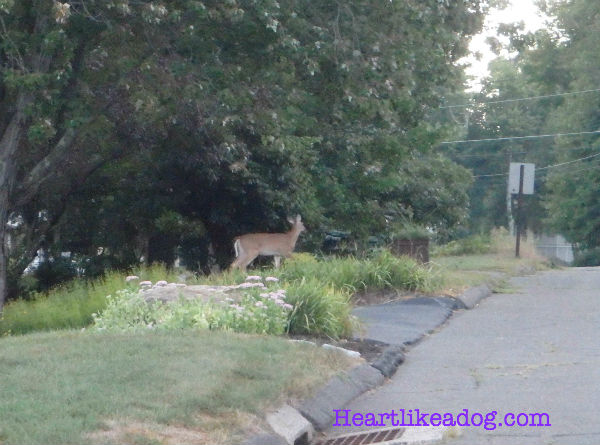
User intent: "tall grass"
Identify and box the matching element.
[432,234,494,256]
[1,251,442,338]
[278,250,440,293]
[0,265,178,336]
[284,278,356,338]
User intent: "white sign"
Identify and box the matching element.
[508,163,535,195]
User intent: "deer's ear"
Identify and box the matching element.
[287,217,294,225]
[296,214,301,222]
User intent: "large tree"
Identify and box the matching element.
[0,0,194,308]
[1,0,486,308]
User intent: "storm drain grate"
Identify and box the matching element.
[314,427,406,445]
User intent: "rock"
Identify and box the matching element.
[298,364,384,431]
[322,343,361,358]
[141,284,245,304]
[266,404,313,445]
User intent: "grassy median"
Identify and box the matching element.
[0,330,355,445]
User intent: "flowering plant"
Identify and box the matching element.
[92,276,293,335]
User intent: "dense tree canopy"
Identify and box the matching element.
[437,0,600,263]
[0,0,487,306]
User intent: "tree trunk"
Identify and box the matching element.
[0,157,17,312]
[0,101,27,312]
[0,219,8,313]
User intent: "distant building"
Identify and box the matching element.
[535,234,574,264]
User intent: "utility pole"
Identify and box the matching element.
[506,150,514,235]
[515,164,524,258]
[508,162,535,258]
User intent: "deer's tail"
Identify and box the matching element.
[233,238,241,258]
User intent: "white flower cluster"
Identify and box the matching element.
[0,0,14,14]
[143,2,168,24]
[53,1,70,24]
[126,276,187,290]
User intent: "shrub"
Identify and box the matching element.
[284,278,356,338]
[371,250,437,291]
[92,280,292,336]
[2,251,440,339]
[278,250,437,293]
[432,234,494,256]
[390,223,431,241]
[0,265,178,336]
[573,247,600,266]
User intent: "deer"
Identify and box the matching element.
[230,215,306,271]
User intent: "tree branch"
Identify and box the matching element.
[13,126,78,207]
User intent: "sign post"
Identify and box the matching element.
[508,163,535,258]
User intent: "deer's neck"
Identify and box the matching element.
[288,227,302,246]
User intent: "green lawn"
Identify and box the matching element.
[0,330,355,445]
[433,252,550,295]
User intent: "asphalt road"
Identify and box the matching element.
[327,267,600,445]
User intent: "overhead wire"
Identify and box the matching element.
[472,152,600,178]
[440,130,600,145]
[447,144,597,158]
[440,87,600,109]
[438,86,600,182]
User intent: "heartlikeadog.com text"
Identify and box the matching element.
[332,409,551,431]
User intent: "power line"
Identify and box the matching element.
[446,144,597,159]
[440,88,600,109]
[560,162,600,175]
[473,173,507,178]
[536,152,600,170]
[440,130,600,145]
[473,152,600,178]
[450,151,527,159]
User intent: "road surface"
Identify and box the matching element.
[327,267,600,445]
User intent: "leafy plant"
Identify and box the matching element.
[284,278,356,339]
[433,234,494,256]
[0,265,178,336]
[390,223,431,241]
[92,279,292,336]
[278,250,439,293]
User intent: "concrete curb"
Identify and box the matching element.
[370,344,405,377]
[242,284,495,445]
[455,284,492,309]
[299,364,385,431]
[266,404,314,445]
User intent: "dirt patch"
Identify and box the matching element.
[87,412,264,445]
[87,420,213,445]
[289,334,389,363]
[332,337,390,362]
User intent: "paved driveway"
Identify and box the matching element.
[327,267,600,445]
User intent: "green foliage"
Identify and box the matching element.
[437,0,600,247]
[1,251,445,338]
[390,223,431,241]
[0,265,177,335]
[92,285,291,336]
[278,250,440,294]
[1,0,486,301]
[573,247,600,267]
[433,234,494,256]
[284,278,356,339]
[91,274,353,338]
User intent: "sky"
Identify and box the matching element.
[463,0,550,90]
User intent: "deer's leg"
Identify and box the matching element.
[273,256,281,268]
[230,257,242,270]
[230,248,251,271]
[239,251,259,271]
